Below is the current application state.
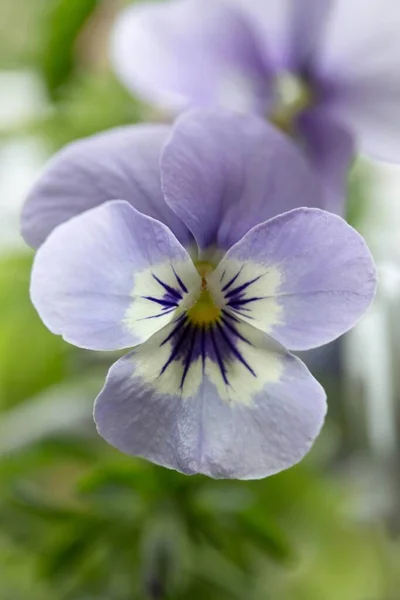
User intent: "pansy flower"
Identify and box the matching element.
[22,110,376,479]
[111,0,400,211]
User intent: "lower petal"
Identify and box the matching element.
[94,321,326,479]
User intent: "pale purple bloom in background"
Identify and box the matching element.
[22,110,376,479]
[111,0,400,211]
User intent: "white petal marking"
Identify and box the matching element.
[124,258,201,343]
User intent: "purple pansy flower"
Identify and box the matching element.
[22,110,376,479]
[111,0,400,211]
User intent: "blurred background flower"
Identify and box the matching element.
[1,0,400,599]
[110,0,400,212]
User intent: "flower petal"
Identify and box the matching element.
[322,85,400,162]
[21,125,192,249]
[161,109,324,253]
[235,0,332,70]
[31,201,200,351]
[94,321,326,479]
[296,108,355,215]
[111,0,271,113]
[315,0,400,160]
[213,208,377,351]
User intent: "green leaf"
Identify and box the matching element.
[9,485,88,522]
[140,514,191,600]
[40,0,100,99]
[236,512,292,563]
[0,253,71,410]
[30,73,145,150]
[42,524,102,579]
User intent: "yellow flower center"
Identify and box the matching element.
[187,288,221,326]
[270,72,313,135]
[195,260,215,278]
[187,260,221,326]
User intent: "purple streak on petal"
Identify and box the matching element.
[229,297,264,308]
[221,309,241,324]
[160,321,192,376]
[206,326,230,386]
[220,312,252,345]
[161,109,324,252]
[142,296,179,309]
[172,267,189,294]
[140,308,176,321]
[224,275,262,299]
[152,273,183,301]
[180,327,198,389]
[160,314,188,347]
[200,326,207,373]
[221,266,244,292]
[216,322,256,377]
[157,311,260,389]
[161,320,233,387]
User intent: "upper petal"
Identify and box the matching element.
[31,201,200,351]
[316,0,400,82]
[315,0,400,160]
[235,0,332,70]
[213,208,377,351]
[21,124,192,249]
[111,0,271,113]
[94,320,326,479]
[161,109,325,253]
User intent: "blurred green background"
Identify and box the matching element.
[1,1,400,598]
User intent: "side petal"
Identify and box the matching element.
[235,0,332,70]
[321,85,400,162]
[31,201,200,351]
[111,0,271,113]
[296,108,355,215]
[94,322,326,479]
[213,208,377,351]
[315,0,400,160]
[161,109,324,253]
[21,125,193,249]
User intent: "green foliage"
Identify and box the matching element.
[0,0,48,68]
[2,447,292,599]
[0,253,71,409]
[346,160,374,229]
[31,73,146,151]
[40,0,101,100]
[0,434,396,600]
